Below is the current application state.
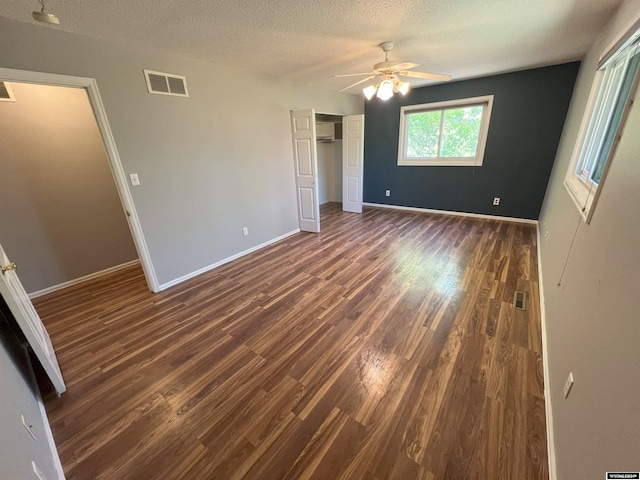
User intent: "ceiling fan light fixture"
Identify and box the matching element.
[363,84,377,100]
[334,41,450,99]
[397,81,410,96]
[32,0,60,24]
[376,80,394,101]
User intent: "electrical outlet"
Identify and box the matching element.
[242,227,249,236]
[544,230,550,241]
[21,415,36,440]
[129,173,140,186]
[493,197,500,206]
[385,190,391,197]
[32,461,46,480]
[564,372,574,398]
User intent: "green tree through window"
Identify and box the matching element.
[406,105,483,159]
[406,110,440,157]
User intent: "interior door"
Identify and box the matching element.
[342,114,365,213]
[291,109,321,233]
[0,243,66,394]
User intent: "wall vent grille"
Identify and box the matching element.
[143,70,189,97]
[0,82,16,102]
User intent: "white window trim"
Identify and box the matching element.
[564,11,640,223]
[563,70,605,222]
[397,95,494,167]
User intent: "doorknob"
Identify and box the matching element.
[1,262,17,274]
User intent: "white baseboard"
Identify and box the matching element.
[362,202,539,225]
[158,229,301,291]
[35,389,66,479]
[536,225,557,480]
[28,260,141,299]
[23,348,66,479]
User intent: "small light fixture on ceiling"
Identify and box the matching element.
[362,77,411,101]
[363,85,377,101]
[396,80,410,96]
[376,80,394,100]
[32,0,60,25]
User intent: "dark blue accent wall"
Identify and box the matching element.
[363,62,580,220]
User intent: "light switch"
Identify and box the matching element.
[564,372,574,398]
[21,415,36,440]
[32,461,46,480]
[129,173,141,186]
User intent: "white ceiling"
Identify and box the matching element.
[0,0,623,93]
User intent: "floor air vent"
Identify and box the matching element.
[513,291,528,310]
[143,70,189,97]
[0,81,16,102]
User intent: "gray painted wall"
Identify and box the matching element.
[317,141,342,205]
[538,0,640,476]
[0,17,363,287]
[1,308,61,479]
[0,82,138,294]
[332,141,343,204]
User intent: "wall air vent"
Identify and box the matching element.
[0,82,16,102]
[143,70,189,97]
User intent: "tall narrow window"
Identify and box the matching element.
[565,30,640,221]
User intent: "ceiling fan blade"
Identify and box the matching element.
[399,71,452,81]
[330,72,376,78]
[391,62,419,71]
[340,75,377,92]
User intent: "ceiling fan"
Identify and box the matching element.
[331,41,452,100]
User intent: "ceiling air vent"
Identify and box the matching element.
[143,70,189,97]
[0,82,16,102]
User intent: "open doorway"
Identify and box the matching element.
[0,68,158,293]
[290,109,364,233]
[316,113,343,208]
[0,81,140,297]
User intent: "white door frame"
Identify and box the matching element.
[0,67,160,292]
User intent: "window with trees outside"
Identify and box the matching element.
[397,95,494,167]
[565,26,640,223]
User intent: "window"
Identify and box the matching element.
[397,95,494,167]
[565,28,640,222]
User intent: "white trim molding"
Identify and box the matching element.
[0,68,160,292]
[536,225,558,480]
[23,348,66,479]
[159,229,301,291]
[34,379,66,479]
[363,202,538,224]
[28,260,141,299]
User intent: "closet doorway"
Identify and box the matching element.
[290,109,364,233]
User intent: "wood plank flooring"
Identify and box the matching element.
[35,203,548,479]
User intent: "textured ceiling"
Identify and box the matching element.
[0,0,623,92]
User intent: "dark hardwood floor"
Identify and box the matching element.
[35,203,548,479]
